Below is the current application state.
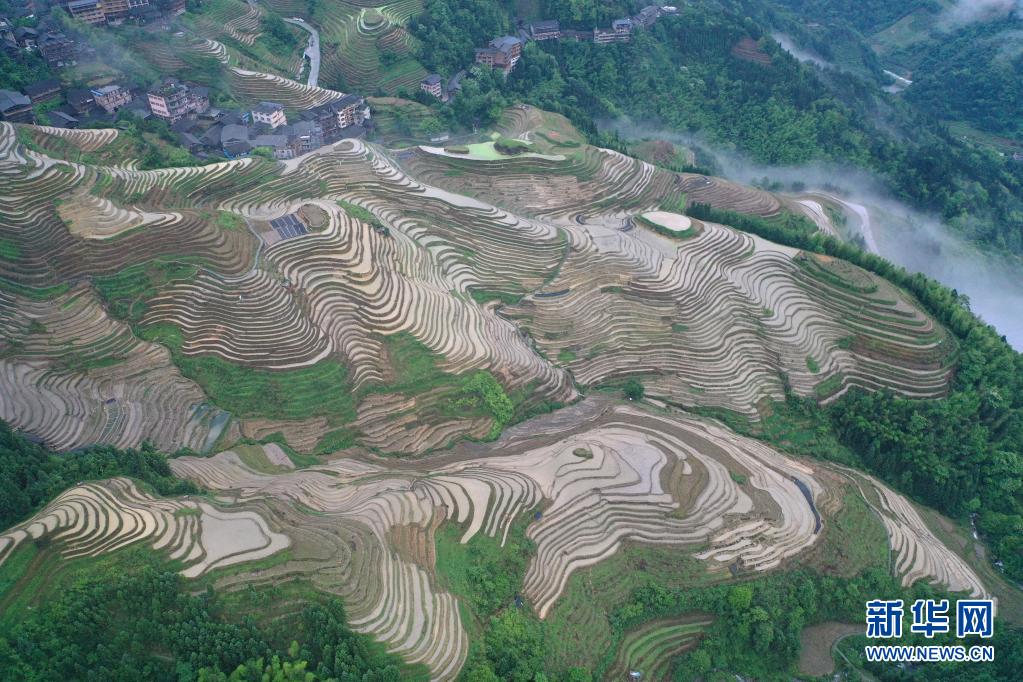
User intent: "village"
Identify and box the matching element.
[1,1,678,162]
[0,1,371,162]
[417,6,679,102]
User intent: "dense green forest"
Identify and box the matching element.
[410,1,1023,255]
[902,17,1023,138]
[759,0,1023,139]
[765,0,939,33]
[0,552,405,681]
[0,420,198,531]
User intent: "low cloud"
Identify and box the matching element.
[942,0,1022,27]
[603,118,1023,349]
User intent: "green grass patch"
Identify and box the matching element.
[314,427,358,455]
[139,323,357,422]
[0,278,71,301]
[811,493,889,577]
[94,259,200,323]
[544,546,715,675]
[375,332,460,396]
[469,288,524,306]
[337,200,387,234]
[557,349,577,363]
[806,355,821,373]
[434,508,537,621]
[636,212,695,239]
[494,136,531,155]
[814,373,845,399]
[214,210,245,231]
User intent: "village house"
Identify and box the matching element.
[251,133,294,160]
[221,123,251,158]
[24,78,61,104]
[333,93,369,130]
[66,0,106,25]
[0,18,16,56]
[92,84,133,114]
[283,119,322,154]
[594,19,632,44]
[251,101,287,129]
[66,88,94,114]
[420,74,443,99]
[530,20,560,41]
[0,89,33,123]
[48,110,79,128]
[475,35,522,73]
[8,0,34,18]
[633,5,661,28]
[37,31,77,67]
[446,70,466,100]
[15,26,38,49]
[147,79,209,123]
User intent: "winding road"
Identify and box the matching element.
[285,18,320,87]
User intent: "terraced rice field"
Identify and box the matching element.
[607,616,711,680]
[182,0,307,79]
[266,0,426,93]
[158,400,988,679]
[0,103,997,680]
[0,477,289,578]
[0,114,958,454]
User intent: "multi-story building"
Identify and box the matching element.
[147,79,208,123]
[66,0,106,25]
[284,119,322,155]
[38,31,77,67]
[102,0,130,19]
[251,101,287,129]
[92,84,133,113]
[302,94,368,143]
[474,36,522,73]
[334,94,367,129]
[420,74,442,98]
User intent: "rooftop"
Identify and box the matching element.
[254,101,283,114]
[92,85,124,96]
[490,35,522,53]
[0,89,31,112]
[221,123,249,144]
[24,79,60,97]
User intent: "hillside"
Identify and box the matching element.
[0,115,956,454]
[3,0,1023,677]
[2,102,1023,680]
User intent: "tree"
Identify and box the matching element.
[622,378,645,401]
[483,610,545,681]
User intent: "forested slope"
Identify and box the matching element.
[410,0,1023,254]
